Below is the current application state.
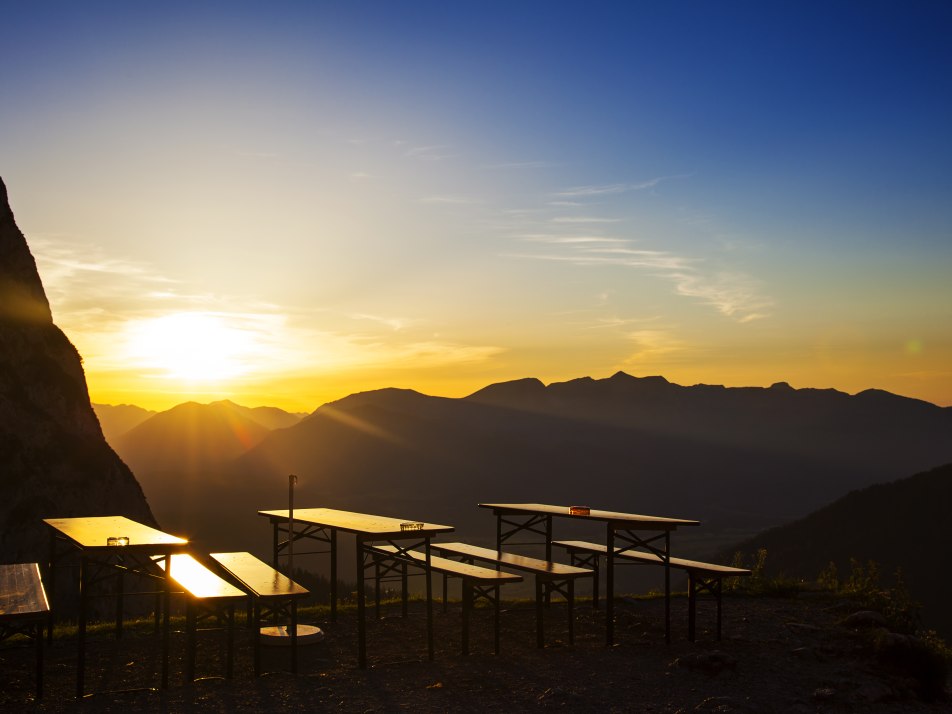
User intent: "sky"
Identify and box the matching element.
[2,1,951,412]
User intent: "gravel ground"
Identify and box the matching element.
[2,592,949,712]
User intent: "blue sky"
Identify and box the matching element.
[2,2,951,409]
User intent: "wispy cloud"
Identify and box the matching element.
[481,160,555,170]
[517,234,628,245]
[418,195,483,205]
[405,145,457,161]
[555,175,690,198]
[508,233,771,322]
[551,216,621,224]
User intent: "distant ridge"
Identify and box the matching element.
[726,462,952,637]
[0,176,155,561]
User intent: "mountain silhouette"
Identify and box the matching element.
[114,401,273,474]
[135,374,952,571]
[110,400,303,546]
[0,176,155,562]
[93,402,156,442]
[725,462,952,637]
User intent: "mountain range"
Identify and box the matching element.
[100,374,952,580]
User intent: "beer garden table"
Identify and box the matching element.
[477,503,699,644]
[43,516,188,698]
[258,507,454,668]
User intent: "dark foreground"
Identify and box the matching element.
[2,593,948,713]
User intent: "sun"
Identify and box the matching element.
[123,312,259,382]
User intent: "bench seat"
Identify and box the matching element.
[210,552,310,675]
[433,542,592,647]
[370,544,522,655]
[553,540,751,640]
[154,554,245,681]
[0,563,50,699]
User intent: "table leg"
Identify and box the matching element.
[425,539,434,661]
[116,568,124,639]
[330,529,338,623]
[77,555,87,699]
[46,531,56,644]
[161,553,171,689]
[272,521,280,568]
[664,530,671,645]
[688,573,697,642]
[535,577,544,648]
[606,524,614,647]
[357,537,367,669]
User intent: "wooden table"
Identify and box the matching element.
[478,503,699,645]
[258,508,453,668]
[43,516,188,697]
[0,563,50,698]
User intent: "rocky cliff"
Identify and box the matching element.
[0,176,155,562]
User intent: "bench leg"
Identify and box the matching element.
[185,599,196,683]
[568,579,575,645]
[462,580,472,656]
[592,556,599,610]
[535,578,544,648]
[291,598,299,674]
[402,562,408,617]
[442,572,448,613]
[688,573,697,642]
[716,578,723,641]
[494,584,501,655]
[35,620,44,700]
[227,602,235,679]
[374,561,381,620]
[254,599,262,677]
[162,555,172,689]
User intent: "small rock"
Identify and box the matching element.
[693,695,740,711]
[791,646,819,659]
[813,687,836,701]
[672,651,738,675]
[842,610,887,628]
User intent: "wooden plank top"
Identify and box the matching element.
[554,540,751,575]
[478,503,699,529]
[258,508,454,538]
[434,542,592,578]
[371,545,523,584]
[43,516,187,550]
[154,554,245,600]
[0,563,49,619]
[210,552,310,598]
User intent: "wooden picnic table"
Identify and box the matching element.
[477,503,699,645]
[258,507,453,668]
[0,562,50,698]
[43,516,188,698]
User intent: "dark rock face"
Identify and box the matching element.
[0,176,156,562]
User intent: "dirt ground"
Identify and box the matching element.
[2,592,949,712]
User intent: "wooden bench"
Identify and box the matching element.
[369,544,522,655]
[432,542,592,648]
[209,552,310,676]
[0,563,50,700]
[153,553,245,681]
[553,540,751,641]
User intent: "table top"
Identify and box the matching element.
[211,552,310,598]
[0,563,49,619]
[477,503,699,529]
[43,516,188,550]
[258,508,454,538]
